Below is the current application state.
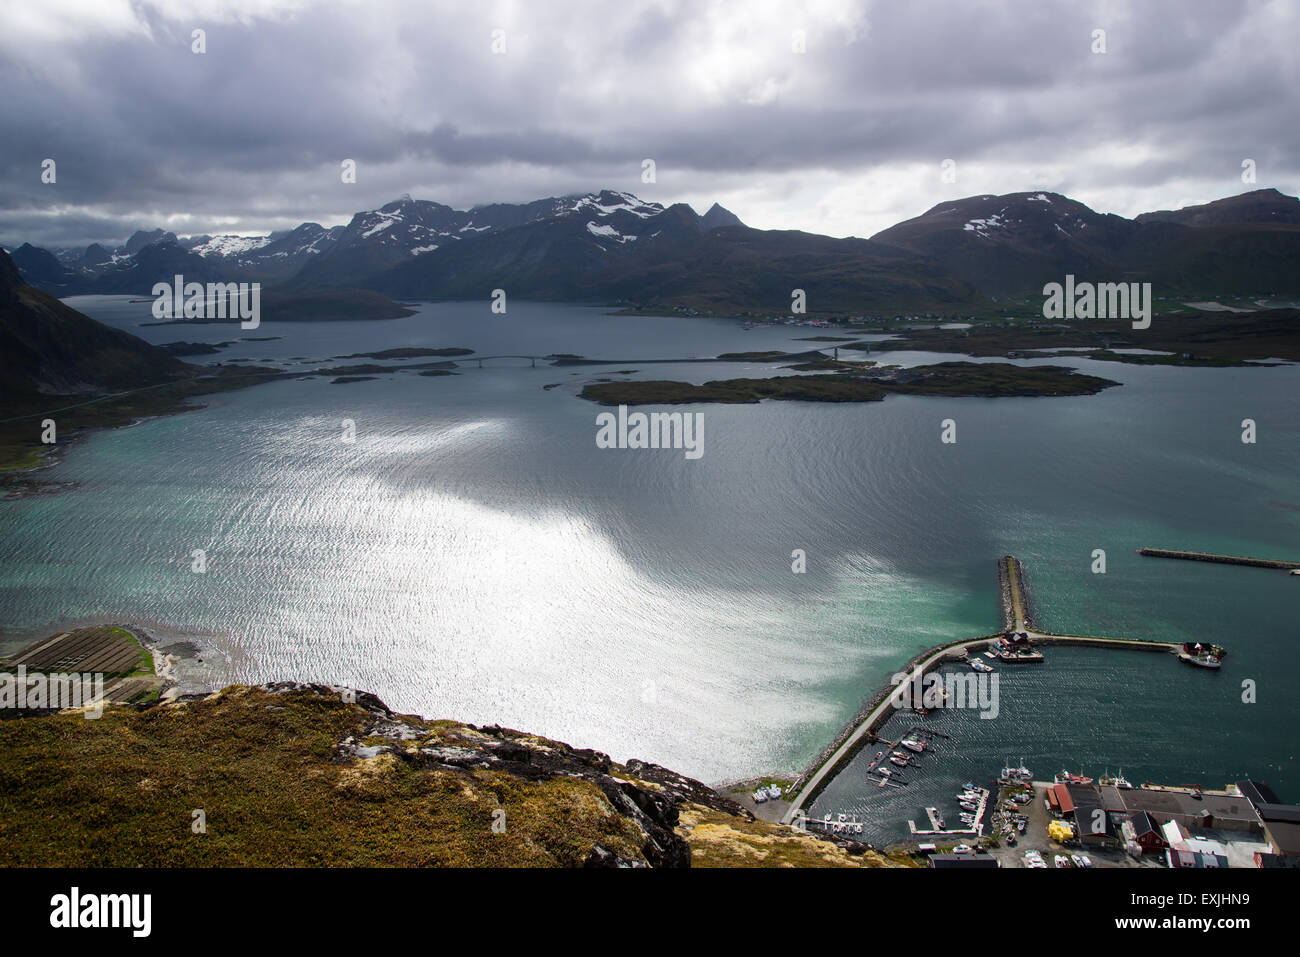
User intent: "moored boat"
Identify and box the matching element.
[1055,768,1093,785]
[1179,642,1224,668]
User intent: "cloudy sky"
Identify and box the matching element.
[2,0,1297,249]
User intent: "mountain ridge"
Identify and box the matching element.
[8,187,1300,312]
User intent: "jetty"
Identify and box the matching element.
[909,785,991,838]
[780,556,1187,827]
[1138,546,1300,571]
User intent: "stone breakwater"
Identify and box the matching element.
[1138,547,1300,571]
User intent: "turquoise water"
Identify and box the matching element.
[1,298,1296,799]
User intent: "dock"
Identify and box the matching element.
[908,785,991,837]
[1138,546,1300,571]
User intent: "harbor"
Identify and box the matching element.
[782,555,1193,829]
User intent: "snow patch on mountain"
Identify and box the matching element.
[191,234,273,258]
[362,217,397,239]
[962,212,1008,238]
[571,191,661,219]
[586,222,637,243]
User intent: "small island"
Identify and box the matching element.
[578,362,1119,405]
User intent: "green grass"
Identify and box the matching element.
[0,685,907,868]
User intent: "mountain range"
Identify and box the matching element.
[7,187,1300,314]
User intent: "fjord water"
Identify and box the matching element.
[1,299,1297,810]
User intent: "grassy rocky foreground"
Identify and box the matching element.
[0,683,909,868]
[579,361,1119,405]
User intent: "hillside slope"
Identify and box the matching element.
[0,683,906,868]
[871,189,1300,297]
[0,248,186,400]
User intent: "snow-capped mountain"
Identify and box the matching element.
[11,187,1298,308]
[291,190,668,286]
[868,190,1295,296]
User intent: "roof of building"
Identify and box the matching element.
[1114,788,1258,825]
[1074,800,1114,840]
[1167,845,1229,868]
[1237,780,1281,807]
[1261,820,1300,857]
[1052,783,1075,815]
[1098,785,1128,811]
[1128,810,1163,839]
[1256,803,1300,824]
[931,853,999,868]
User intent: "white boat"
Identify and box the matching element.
[969,659,994,673]
[1099,769,1133,790]
[1178,649,1222,669]
[901,738,926,753]
[998,761,1032,783]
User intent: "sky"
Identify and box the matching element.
[2,0,1297,249]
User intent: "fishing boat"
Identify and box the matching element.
[999,762,1032,784]
[1099,769,1133,789]
[1055,768,1093,785]
[1179,642,1225,669]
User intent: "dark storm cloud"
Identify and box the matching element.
[1,0,1296,249]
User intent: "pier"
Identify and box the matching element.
[780,556,1186,827]
[1138,546,1300,571]
[908,785,991,838]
